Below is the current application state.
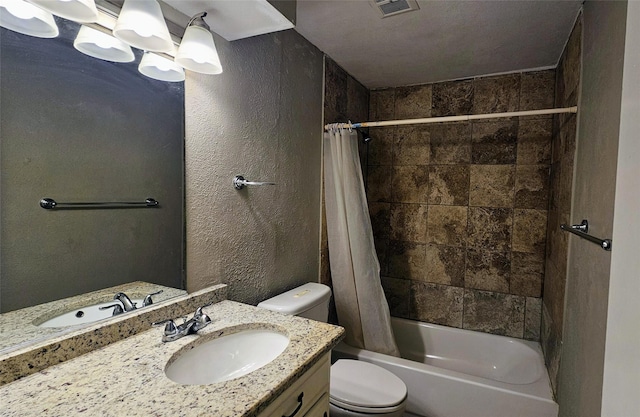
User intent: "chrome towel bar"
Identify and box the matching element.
[40,198,159,210]
[560,219,612,251]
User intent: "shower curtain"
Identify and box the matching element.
[323,127,400,357]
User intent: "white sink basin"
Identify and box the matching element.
[37,299,144,328]
[164,329,289,385]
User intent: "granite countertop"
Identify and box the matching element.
[0,300,345,417]
[0,281,186,353]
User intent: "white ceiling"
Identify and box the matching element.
[295,0,583,88]
[164,1,583,89]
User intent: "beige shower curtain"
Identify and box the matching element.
[323,127,400,357]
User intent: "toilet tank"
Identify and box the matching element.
[257,283,331,322]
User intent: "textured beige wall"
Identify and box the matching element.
[557,2,627,416]
[184,30,324,305]
[601,2,640,415]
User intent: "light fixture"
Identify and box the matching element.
[74,25,134,63]
[29,0,98,23]
[0,0,58,38]
[138,51,185,82]
[112,0,173,53]
[175,12,222,75]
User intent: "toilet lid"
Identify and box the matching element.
[330,360,407,409]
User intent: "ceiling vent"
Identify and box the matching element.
[371,0,420,18]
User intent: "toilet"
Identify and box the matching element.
[258,283,407,417]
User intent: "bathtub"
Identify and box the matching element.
[332,317,558,417]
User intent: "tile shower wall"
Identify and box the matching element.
[542,14,581,394]
[369,71,556,340]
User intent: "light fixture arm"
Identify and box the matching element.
[187,12,210,32]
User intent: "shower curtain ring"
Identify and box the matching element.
[347,120,353,132]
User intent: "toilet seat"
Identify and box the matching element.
[330,359,407,414]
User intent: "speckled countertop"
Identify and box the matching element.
[0,285,226,385]
[0,281,186,353]
[0,300,345,416]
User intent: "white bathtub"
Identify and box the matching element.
[332,317,558,417]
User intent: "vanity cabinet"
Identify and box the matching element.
[258,353,330,417]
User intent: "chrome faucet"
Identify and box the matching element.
[142,290,163,307]
[152,303,213,342]
[99,303,124,316]
[114,292,137,312]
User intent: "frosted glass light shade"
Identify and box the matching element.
[0,0,58,38]
[113,0,173,53]
[138,52,185,82]
[74,25,134,63]
[175,25,222,75]
[29,0,98,23]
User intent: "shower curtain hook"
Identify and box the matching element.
[347,120,353,132]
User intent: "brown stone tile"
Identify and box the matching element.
[558,112,577,157]
[548,161,561,212]
[557,146,575,217]
[367,127,394,166]
[381,276,410,318]
[425,244,466,286]
[369,202,390,240]
[558,18,581,105]
[520,70,555,112]
[515,165,550,209]
[525,297,542,341]
[426,205,468,247]
[366,165,392,202]
[387,240,426,280]
[469,165,515,208]
[546,211,569,275]
[390,203,428,243]
[524,297,542,342]
[513,209,547,254]
[552,110,577,164]
[551,114,562,164]
[467,207,513,252]
[393,126,430,165]
[320,244,331,288]
[410,282,464,327]
[543,262,566,345]
[511,251,544,297]
[324,57,348,124]
[517,119,552,165]
[375,238,389,276]
[428,165,470,205]
[432,80,474,117]
[473,74,520,114]
[346,76,369,124]
[369,88,395,121]
[465,249,510,293]
[541,301,562,394]
[463,289,525,337]
[429,122,472,164]
[545,209,558,266]
[391,165,429,203]
[395,84,432,119]
[471,120,518,164]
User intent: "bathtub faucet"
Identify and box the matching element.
[151,303,214,342]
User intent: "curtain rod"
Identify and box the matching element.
[324,106,578,131]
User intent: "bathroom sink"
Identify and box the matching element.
[37,299,144,328]
[164,329,289,385]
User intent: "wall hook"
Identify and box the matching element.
[233,175,276,190]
